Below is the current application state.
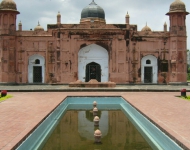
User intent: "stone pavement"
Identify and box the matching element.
[0,84,189,92]
[0,87,190,150]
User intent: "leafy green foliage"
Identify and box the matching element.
[187,73,190,80]
[187,64,190,73]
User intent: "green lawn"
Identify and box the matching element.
[0,95,13,102]
[180,96,190,101]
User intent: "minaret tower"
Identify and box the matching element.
[57,11,61,26]
[164,22,167,32]
[166,0,189,83]
[0,0,20,82]
[125,12,130,29]
[18,21,22,31]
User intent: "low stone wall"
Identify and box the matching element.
[69,79,116,87]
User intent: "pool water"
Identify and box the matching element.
[41,110,152,150]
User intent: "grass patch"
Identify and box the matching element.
[177,96,190,101]
[0,95,13,102]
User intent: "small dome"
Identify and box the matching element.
[0,0,17,10]
[93,107,98,112]
[81,0,105,19]
[57,11,61,17]
[169,0,186,12]
[34,22,44,31]
[93,116,99,121]
[141,23,151,32]
[126,12,130,18]
[94,129,102,136]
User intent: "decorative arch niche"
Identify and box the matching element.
[3,14,8,25]
[9,14,14,24]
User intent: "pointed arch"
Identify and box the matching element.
[78,44,109,82]
[9,14,14,25]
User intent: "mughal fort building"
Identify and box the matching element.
[0,0,189,84]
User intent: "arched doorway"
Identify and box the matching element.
[28,55,45,83]
[85,62,101,82]
[141,55,158,83]
[78,44,108,82]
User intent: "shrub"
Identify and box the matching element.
[187,73,190,80]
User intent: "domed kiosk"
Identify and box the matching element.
[166,0,189,14]
[80,0,105,24]
[170,0,186,12]
[0,0,19,12]
[0,0,19,35]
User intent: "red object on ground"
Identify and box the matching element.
[181,89,186,97]
[181,89,186,92]
[1,90,7,97]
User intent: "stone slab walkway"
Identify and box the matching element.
[0,84,190,92]
[0,92,190,150]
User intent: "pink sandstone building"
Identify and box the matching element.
[0,0,189,84]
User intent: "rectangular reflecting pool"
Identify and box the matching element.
[16,97,182,150]
[42,110,152,150]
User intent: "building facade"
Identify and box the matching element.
[0,0,189,84]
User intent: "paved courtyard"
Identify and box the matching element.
[0,91,190,150]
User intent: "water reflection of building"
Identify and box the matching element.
[42,110,152,150]
[78,111,109,140]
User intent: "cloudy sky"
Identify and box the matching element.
[14,0,190,49]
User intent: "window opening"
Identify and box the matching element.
[35,59,40,64]
[146,59,151,64]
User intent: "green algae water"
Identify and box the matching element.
[41,110,152,150]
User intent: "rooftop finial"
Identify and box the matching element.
[90,0,96,5]
[38,21,40,26]
[19,20,22,25]
[126,11,130,17]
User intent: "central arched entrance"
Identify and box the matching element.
[85,62,101,82]
[78,44,109,82]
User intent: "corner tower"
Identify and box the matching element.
[0,0,20,35]
[166,0,189,36]
[0,0,20,83]
[166,0,189,83]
